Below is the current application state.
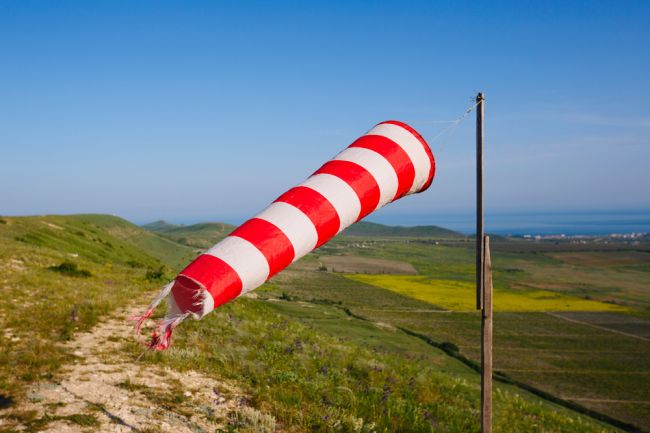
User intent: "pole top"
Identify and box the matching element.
[476,92,485,102]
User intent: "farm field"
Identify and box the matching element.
[0,214,628,432]
[272,235,650,431]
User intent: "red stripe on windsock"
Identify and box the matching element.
[379,120,436,190]
[229,218,295,278]
[350,135,416,199]
[275,186,340,248]
[314,160,380,221]
[176,254,242,309]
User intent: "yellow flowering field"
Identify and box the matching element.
[345,274,628,312]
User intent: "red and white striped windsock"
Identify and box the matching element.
[136,120,435,349]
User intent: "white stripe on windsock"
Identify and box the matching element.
[205,236,269,293]
[300,173,361,233]
[255,201,318,261]
[366,123,431,193]
[333,146,399,209]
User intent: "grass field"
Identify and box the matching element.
[355,308,650,431]
[129,294,620,433]
[273,234,650,431]
[320,255,418,275]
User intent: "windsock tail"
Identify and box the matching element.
[146,312,189,350]
[131,280,195,350]
[131,281,173,334]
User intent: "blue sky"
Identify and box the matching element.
[1,1,649,226]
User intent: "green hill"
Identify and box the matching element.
[140,219,177,232]
[6,214,196,270]
[342,221,463,238]
[144,220,463,246]
[143,220,236,248]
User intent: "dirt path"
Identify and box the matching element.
[1,303,254,433]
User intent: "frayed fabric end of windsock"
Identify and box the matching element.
[132,278,213,350]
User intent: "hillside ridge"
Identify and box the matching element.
[143,219,463,240]
[342,221,463,238]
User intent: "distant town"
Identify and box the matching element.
[512,232,648,243]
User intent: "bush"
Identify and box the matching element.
[145,266,166,281]
[279,292,296,301]
[48,261,91,277]
[228,407,276,433]
[439,341,459,354]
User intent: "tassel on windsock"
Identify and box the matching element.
[134,120,435,349]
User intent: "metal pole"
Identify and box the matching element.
[476,92,485,310]
[481,235,493,433]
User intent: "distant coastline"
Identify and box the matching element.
[6,209,650,238]
[371,210,650,236]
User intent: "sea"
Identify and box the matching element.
[374,210,650,236]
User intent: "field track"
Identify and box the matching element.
[547,312,650,341]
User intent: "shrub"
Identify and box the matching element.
[228,407,276,433]
[279,292,296,301]
[439,341,459,354]
[145,266,166,281]
[48,261,91,277]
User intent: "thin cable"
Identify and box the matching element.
[412,99,480,148]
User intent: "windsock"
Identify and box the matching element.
[135,120,435,349]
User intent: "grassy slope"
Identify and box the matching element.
[0,214,190,399]
[75,214,198,268]
[285,237,650,431]
[131,291,618,433]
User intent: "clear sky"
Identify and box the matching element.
[1,1,649,226]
